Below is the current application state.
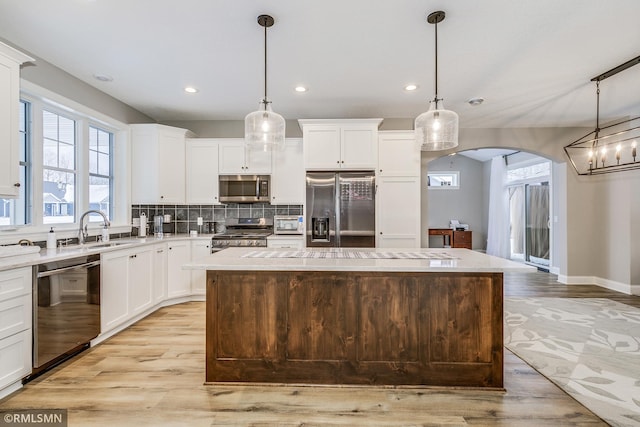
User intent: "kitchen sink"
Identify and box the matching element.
[59,240,137,251]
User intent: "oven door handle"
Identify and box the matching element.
[37,260,101,278]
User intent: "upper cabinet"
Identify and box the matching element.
[218,139,272,174]
[186,138,220,204]
[0,43,33,198]
[131,124,193,204]
[299,119,382,170]
[378,131,420,177]
[271,138,304,205]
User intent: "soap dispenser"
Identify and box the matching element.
[46,227,56,249]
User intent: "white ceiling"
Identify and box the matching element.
[1,0,639,128]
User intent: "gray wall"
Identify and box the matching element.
[425,155,486,250]
[2,37,154,125]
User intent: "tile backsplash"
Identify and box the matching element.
[131,203,303,235]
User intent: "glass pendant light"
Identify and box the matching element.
[415,11,459,151]
[245,14,285,151]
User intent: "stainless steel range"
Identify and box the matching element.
[210,217,273,252]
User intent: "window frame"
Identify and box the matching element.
[0,80,131,243]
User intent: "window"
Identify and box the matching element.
[427,171,460,189]
[506,161,550,183]
[0,100,31,227]
[88,126,113,221]
[42,110,76,224]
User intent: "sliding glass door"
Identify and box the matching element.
[508,182,550,268]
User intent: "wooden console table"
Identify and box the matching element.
[428,228,472,249]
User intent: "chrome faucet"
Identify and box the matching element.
[78,210,110,244]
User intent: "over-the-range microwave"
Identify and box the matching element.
[219,174,270,203]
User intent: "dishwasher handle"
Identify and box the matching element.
[36,260,101,278]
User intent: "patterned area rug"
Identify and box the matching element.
[504,297,640,427]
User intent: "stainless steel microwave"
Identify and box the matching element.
[219,175,270,203]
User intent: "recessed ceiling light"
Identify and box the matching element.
[467,97,485,106]
[184,87,198,93]
[295,86,307,93]
[404,84,418,91]
[93,74,113,82]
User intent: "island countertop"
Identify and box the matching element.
[185,247,535,273]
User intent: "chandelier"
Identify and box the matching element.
[564,55,640,175]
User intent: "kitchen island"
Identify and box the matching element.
[186,248,534,389]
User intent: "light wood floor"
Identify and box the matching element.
[3,271,633,426]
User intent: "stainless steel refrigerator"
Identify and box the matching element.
[306,171,376,248]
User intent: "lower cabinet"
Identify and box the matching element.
[0,267,32,397]
[167,240,191,298]
[101,245,154,333]
[153,243,168,304]
[376,176,421,248]
[190,240,211,295]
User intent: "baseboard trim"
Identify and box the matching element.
[557,274,634,295]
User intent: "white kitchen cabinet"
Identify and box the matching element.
[131,124,193,204]
[299,119,382,170]
[152,243,167,304]
[101,245,154,333]
[376,131,421,249]
[267,235,305,249]
[218,139,272,174]
[167,240,191,298]
[0,43,33,198]
[271,138,304,204]
[190,240,211,295]
[101,250,129,332]
[186,138,221,204]
[376,176,421,248]
[127,246,154,316]
[378,131,420,177]
[0,266,32,398]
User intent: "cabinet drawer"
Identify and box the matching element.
[0,294,31,341]
[0,329,32,386]
[453,231,472,249]
[0,267,31,302]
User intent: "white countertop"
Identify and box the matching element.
[0,234,216,272]
[184,247,536,273]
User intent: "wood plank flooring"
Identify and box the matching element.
[2,270,633,426]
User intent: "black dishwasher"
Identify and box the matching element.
[27,254,101,381]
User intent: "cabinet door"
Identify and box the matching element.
[303,127,341,170]
[341,126,378,169]
[157,130,186,203]
[218,140,248,173]
[128,247,154,315]
[267,238,304,249]
[0,330,31,389]
[271,138,304,204]
[101,250,130,332]
[190,240,211,295]
[131,124,188,204]
[376,176,421,248]
[186,139,220,204]
[167,241,191,298]
[245,148,272,174]
[378,131,420,177]
[153,244,167,304]
[0,45,31,197]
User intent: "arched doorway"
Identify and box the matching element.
[425,148,556,271]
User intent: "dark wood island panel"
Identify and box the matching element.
[206,270,503,388]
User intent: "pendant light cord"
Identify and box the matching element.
[263,22,268,105]
[433,18,439,105]
[594,81,600,145]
